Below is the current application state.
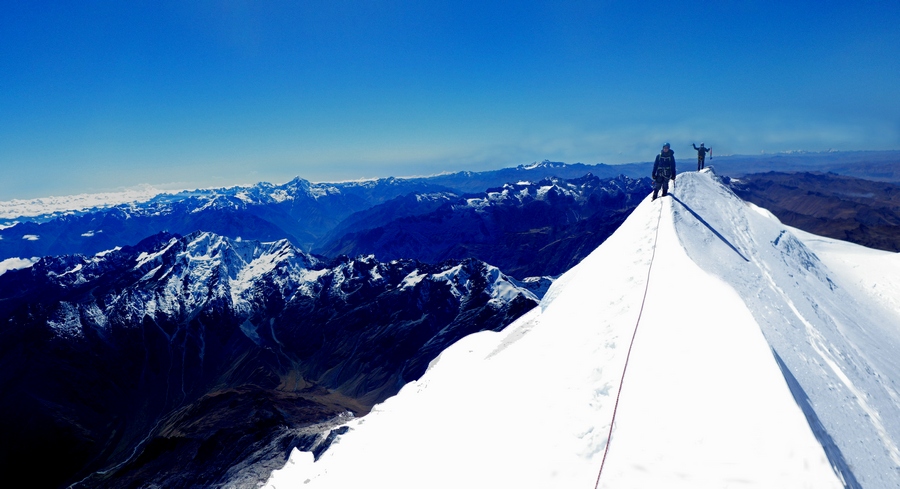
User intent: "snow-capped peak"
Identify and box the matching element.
[263,168,900,488]
[517,159,566,171]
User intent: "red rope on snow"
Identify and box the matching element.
[593,199,664,489]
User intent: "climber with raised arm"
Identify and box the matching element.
[692,142,711,171]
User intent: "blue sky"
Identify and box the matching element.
[2,1,899,199]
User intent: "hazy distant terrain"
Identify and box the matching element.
[728,171,900,252]
[710,150,900,182]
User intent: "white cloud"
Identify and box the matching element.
[0,257,38,276]
[0,184,176,220]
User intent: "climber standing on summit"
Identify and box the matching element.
[652,142,676,201]
[692,142,711,171]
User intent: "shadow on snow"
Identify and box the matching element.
[671,195,750,263]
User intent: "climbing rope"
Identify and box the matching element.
[593,198,665,489]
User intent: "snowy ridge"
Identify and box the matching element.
[264,169,900,488]
[22,231,539,347]
[671,169,900,486]
[23,232,322,337]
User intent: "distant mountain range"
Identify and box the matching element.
[400,160,650,193]
[2,151,897,265]
[0,161,638,261]
[316,174,651,278]
[0,162,653,279]
[0,176,457,260]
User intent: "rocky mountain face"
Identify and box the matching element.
[0,231,541,488]
[728,171,900,252]
[316,174,653,278]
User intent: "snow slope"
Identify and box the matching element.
[262,169,900,488]
[672,169,900,488]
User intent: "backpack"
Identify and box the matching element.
[656,153,673,179]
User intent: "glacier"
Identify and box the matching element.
[263,169,900,488]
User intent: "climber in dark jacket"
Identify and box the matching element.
[692,142,711,171]
[652,143,676,200]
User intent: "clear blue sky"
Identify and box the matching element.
[2,1,899,199]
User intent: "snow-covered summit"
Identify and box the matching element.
[264,168,900,488]
[517,159,567,170]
